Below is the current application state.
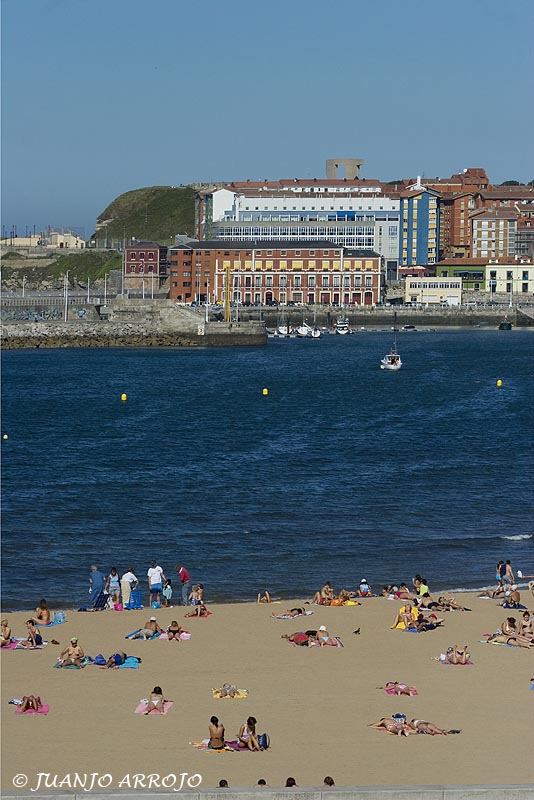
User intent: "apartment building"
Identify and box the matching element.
[124,241,168,290]
[168,240,383,306]
[399,184,440,267]
[470,208,518,259]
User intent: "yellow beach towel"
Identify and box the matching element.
[211,688,248,699]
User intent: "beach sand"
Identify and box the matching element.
[1,594,533,792]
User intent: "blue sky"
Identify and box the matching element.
[2,0,533,238]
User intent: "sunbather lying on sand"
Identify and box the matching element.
[411,719,459,735]
[185,604,209,618]
[19,695,44,712]
[100,651,128,669]
[281,632,314,646]
[479,586,506,599]
[130,617,164,639]
[380,681,417,696]
[143,686,167,714]
[437,645,470,664]
[272,607,307,618]
[368,717,412,736]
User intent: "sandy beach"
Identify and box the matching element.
[1,593,533,793]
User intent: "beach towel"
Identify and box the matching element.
[2,639,22,650]
[272,610,314,620]
[119,656,141,669]
[211,688,249,699]
[54,656,92,669]
[501,602,528,610]
[16,703,50,715]
[135,701,173,715]
[434,657,474,665]
[125,629,160,640]
[479,639,520,648]
[14,641,48,650]
[159,632,191,641]
[384,685,418,696]
[190,740,235,752]
[36,612,66,627]
[184,610,212,618]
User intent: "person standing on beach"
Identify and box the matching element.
[147,560,166,607]
[503,560,515,586]
[120,567,138,608]
[89,565,105,604]
[209,716,225,750]
[175,564,191,606]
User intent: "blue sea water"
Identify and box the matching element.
[1,329,533,611]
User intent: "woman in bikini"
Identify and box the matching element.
[281,632,312,646]
[144,686,167,714]
[382,681,416,696]
[311,582,334,605]
[443,645,469,664]
[272,607,306,618]
[238,716,261,751]
[185,604,209,618]
[0,619,12,647]
[20,695,44,712]
[167,621,184,640]
[368,717,412,736]
[411,719,449,735]
[517,611,534,641]
[31,599,51,626]
[497,617,534,648]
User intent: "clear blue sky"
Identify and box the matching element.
[2,0,533,238]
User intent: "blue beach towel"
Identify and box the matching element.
[37,612,66,627]
[125,629,160,640]
[119,656,141,669]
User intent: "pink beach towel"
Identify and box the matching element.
[159,632,191,641]
[16,704,50,715]
[135,701,173,715]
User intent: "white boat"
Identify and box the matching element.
[380,348,402,370]
[295,322,313,338]
[381,313,402,369]
[336,316,350,334]
[310,326,321,338]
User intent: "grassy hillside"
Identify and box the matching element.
[1,250,123,287]
[94,185,195,245]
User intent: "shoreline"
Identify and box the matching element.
[2,582,532,614]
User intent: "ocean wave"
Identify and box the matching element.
[500,534,533,541]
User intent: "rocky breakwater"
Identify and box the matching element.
[1,302,267,349]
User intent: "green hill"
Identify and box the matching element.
[0,250,123,288]
[93,186,196,246]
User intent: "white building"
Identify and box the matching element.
[486,257,534,296]
[405,277,462,306]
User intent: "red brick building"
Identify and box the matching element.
[124,241,168,290]
[168,240,383,306]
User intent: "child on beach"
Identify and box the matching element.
[163,579,173,607]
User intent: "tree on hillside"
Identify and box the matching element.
[500,180,521,186]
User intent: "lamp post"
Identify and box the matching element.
[142,279,145,300]
[104,273,108,305]
[87,278,90,303]
[63,272,69,321]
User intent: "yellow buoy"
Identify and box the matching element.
[2,434,8,440]
[496,380,503,388]
[262,388,269,396]
[121,393,128,402]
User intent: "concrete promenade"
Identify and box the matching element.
[3,786,534,799]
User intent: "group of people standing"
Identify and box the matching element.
[88,561,194,609]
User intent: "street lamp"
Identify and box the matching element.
[63,272,69,321]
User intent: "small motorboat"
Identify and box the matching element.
[336,316,350,334]
[381,321,402,370]
[498,317,512,330]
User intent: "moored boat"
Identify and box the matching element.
[336,316,350,334]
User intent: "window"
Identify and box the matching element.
[523,283,528,292]
[322,276,329,287]
[130,252,137,259]
[280,276,287,287]
[266,276,273,287]
[183,271,191,277]
[140,252,145,260]
[148,252,154,260]
[365,276,372,287]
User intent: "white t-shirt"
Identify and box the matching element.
[147,566,164,586]
[122,571,138,584]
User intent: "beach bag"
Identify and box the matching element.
[54,611,66,623]
[151,601,161,609]
[257,733,270,750]
[94,654,106,666]
[114,603,123,611]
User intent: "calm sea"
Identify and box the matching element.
[1,329,533,611]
